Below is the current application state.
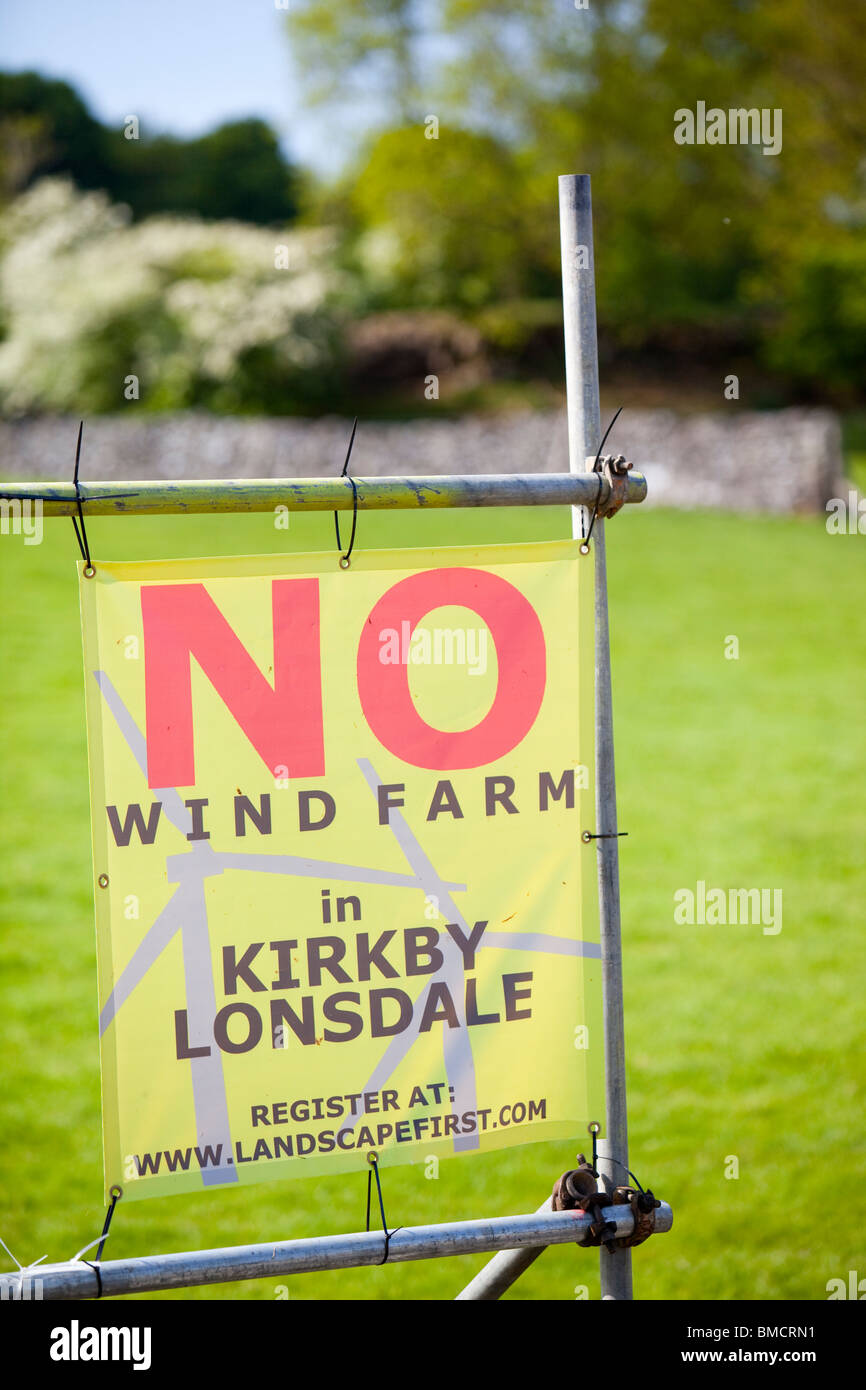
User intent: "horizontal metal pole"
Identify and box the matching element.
[0,1203,672,1301]
[0,472,647,518]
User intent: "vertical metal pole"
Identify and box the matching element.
[559,174,632,1301]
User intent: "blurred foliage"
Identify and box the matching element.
[0,71,299,225]
[0,71,112,202]
[349,127,558,310]
[107,119,300,226]
[0,179,346,415]
[3,4,865,410]
[288,0,422,118]
[289,0,866,402]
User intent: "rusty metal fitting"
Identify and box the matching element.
[551,1153,599,1210]
[552,1155,618,1246]
[552,1153,663,1251]
[597,454,633,519]
[609,1185,662,1249]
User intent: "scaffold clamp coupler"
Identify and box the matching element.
[595,453,633,519]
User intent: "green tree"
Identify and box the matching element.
[288,0,866,397]
[0,71,112,201]
[110,120,299,224]
[349,125,556,309]
[0,73,300,226]
[289,0,426,120]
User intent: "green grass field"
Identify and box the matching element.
[1,500,863,1301]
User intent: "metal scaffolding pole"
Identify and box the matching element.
[0,1204,672,1301]
[560,172,632,1301]
[0,473,646,518]
[454,1198,553,1301]
[455,175,638,1305]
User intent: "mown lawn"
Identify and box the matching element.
[0,499,863,1301]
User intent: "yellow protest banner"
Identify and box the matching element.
[79,540,602,1201]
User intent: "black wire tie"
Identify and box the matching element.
[71,419,95,575]
[580,405,623,552]
[335,417,359,567]
[78,1184,122,1298]
[365,1153,399,1264]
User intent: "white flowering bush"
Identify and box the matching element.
[0,178,348,413]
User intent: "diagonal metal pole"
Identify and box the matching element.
[559,172,632,1300]
[453,1198,553,1300]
